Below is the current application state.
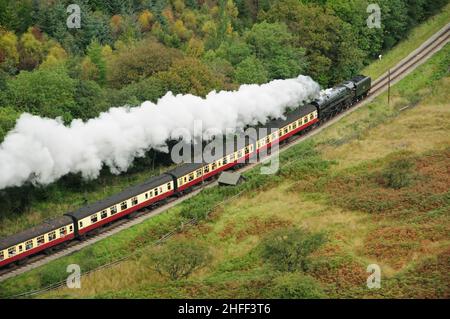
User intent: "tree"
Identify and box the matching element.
[0,30,19,74]
[4,66,76,121]
[107,39,183,88]
[244,21,307,79]
[86,40,107,85]
[234,56,268,84]
[156,57,225,96]
[186,37,205,57]
[18,26,46,70]
[264,1,364,85]
[137,9,154,32]
[214,39,252,66]
[40,43,67,69]
[0,106,20,142]
[326,0,383,61]
[150,240,212,280]
[260,227,326,272]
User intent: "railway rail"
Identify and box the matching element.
[1,22,449,286]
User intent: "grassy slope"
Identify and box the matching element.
[362,2,450,80]
[1,41,448,299]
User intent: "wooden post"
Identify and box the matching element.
[388,69,391,105]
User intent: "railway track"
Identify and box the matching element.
[370,23,449,95]
[1,22,449,285]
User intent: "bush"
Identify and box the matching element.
[272,273,325,298]
[260,227,326,272]
[381,158,415,189]
[149,240,212,280]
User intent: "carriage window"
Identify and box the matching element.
[18,245,23,253]
[223,157,228,165]
[8,247,16,257]
[0,251,4,261]
[211,162,217,170]
[110,205,117,215]
[101,210,108,219]
[154,188,159,196]
[293,122,297,129]
[145,193,148,199]
[284,128,288,134]
[121,201,128,210]
[48,231,56,241]
[79,221,83,228]
[25,240,33,250]
[60,227,67,237]
[188,173,195,181]
[167,183,172,190]
[90,214,98,223]
[204,166,210,173]
[178,178,183,185]
[245,146,250,154]
[37,235,45,246]
[196,169,202,177]
[69,225,73,232]
[131,197,138,206]
[266,136,270,144]
[183,177,187,182]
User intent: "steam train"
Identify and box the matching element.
[0,75,371,268]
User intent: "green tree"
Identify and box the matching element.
[234,56,268,84]
[264,1,364,85]
[86,40,107,85]
[4,66,76,121]
[150,240,212,280]
[260,227,326,272]
[214,39,252,66]
[244,21,307,79]
[0,106,20,142]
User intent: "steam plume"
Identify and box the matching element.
[0,75,320,189]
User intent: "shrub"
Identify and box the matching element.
[381,158,415,189]
[260,227,326,272]
[149,240,212,280]
[272,273,325,299]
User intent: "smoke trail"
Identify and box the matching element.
[0,75,320,189]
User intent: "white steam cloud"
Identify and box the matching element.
[0,75,320,189]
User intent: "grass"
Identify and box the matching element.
[361,2,450,80]
[0,41,448,299]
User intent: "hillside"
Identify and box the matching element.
[0,0,449,236]
[1,39,448,299]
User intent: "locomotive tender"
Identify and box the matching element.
[0,75,371,268]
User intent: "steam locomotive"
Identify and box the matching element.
[0,75,371,268]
